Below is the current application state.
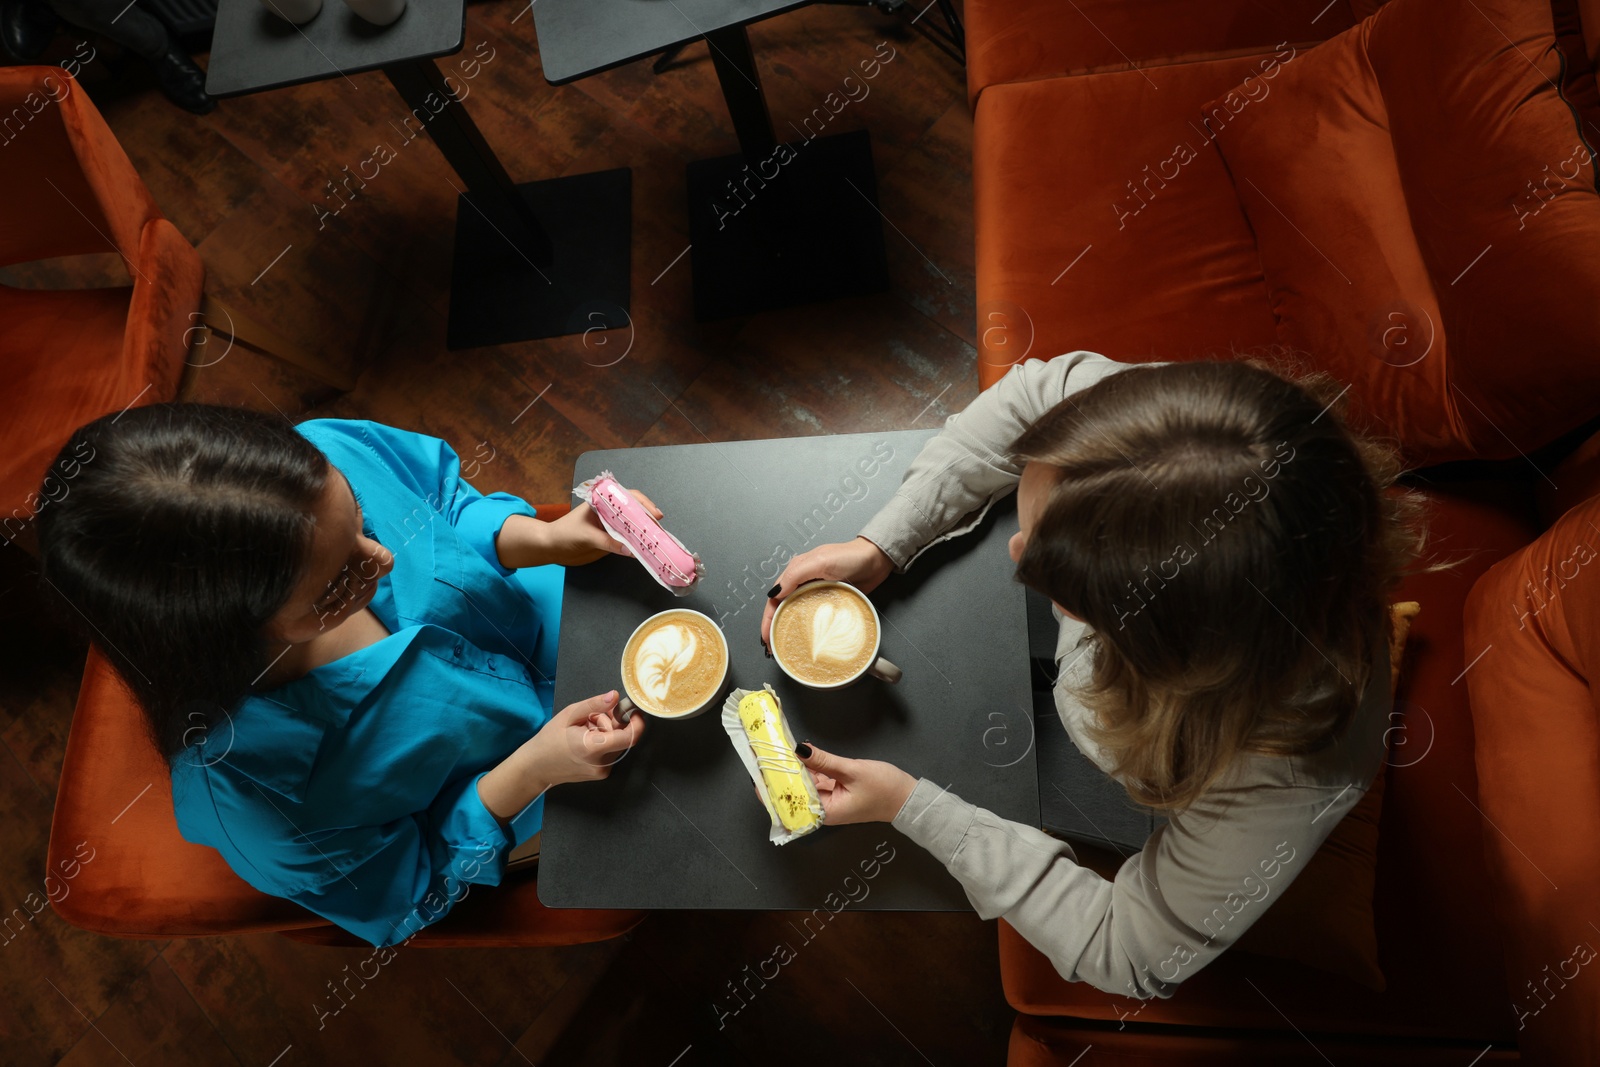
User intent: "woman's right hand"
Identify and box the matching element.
[528,690,645,786]
[479,692,643,819]
[760,536,895,646]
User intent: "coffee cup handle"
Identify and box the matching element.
[867,657,902,685]
[616,695,637,724]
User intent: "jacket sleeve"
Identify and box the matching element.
[299,418,538,577]
[857,353,1146,570]
[281,770,542,948]
[891,767,1364,998]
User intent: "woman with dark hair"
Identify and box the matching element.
[35,405,647,946]
[759,353,1427,997]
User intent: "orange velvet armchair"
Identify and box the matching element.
[0,65,203,549]
[1,64,355,559]
[46,498,646,948]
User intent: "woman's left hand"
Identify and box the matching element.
[796,743,918,825]
[499,490,663,568]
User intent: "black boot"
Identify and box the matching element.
[0,0,58,61]
[153,41,216,114]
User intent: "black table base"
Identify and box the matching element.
[686,128,889,321]
[205,0,636,350]
[381,60,632,350]
[445,168,633,350]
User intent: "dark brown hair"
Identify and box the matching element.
[1012,358,1427,812]
[34,403,330,766]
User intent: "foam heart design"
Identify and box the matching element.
[810,601,868,665]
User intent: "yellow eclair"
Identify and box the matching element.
[738,690,821,834]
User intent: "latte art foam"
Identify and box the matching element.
[773,585,877,686]
[621,611,726,716]
[633,623,699,704]
[810,602,870,664]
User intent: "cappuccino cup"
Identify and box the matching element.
[770,581,901,690]
[617,608,728,721]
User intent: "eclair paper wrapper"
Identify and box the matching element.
[721,685,825,845]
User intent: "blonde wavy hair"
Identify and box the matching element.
[1011,355,1431,813]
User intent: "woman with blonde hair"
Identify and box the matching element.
[760,352,1425,997]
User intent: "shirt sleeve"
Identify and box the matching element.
[300,418,538,578]
[891,764,1369,999]
[857,353,1147,570]
[281,771,540,948]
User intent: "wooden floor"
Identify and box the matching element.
[0,4,1013,1064]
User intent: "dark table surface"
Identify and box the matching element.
[206,0,466,97]
[1023,588,1163,853]
[531,0,808,84]
[539,429,1039,911]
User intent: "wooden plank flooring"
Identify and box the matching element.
[0,3,1010,1063]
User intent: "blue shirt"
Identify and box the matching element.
[170,419,563,947]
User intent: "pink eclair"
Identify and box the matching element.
[574,471,704,594]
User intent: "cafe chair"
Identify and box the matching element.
[0,64,353,556]
[46,498,646,948]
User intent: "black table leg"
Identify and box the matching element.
[936,0,965,54]
[703,24,776,163]
[684,20,888,321]
[383,58,554,267]
[378,58,632,349]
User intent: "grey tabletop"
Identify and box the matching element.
[205,0,466,97]
[531,0,808,84]
[538,428,1039,911]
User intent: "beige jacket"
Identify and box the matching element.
[858,353,1390,999]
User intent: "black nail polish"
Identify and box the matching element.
[795,743,812,758]
[766,584,781,598]
[764,648,773,659]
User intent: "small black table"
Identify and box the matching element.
[532,0,890,320]
[205,0,632,349]
[539,429,1038,911]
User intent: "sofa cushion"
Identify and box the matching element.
[1465,491,1600,1067]
[1582,0,1600,67]
[1001,484,1540,1041]
[974,53,1285,391]
[1207,0,1600,467]
[963,0,1356,107]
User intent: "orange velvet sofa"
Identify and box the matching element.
[966,0,1600,1060]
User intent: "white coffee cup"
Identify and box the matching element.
[770,581,902,690]
[341,0,406,25]
[615,608,729,722]
[259,0,322,24]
